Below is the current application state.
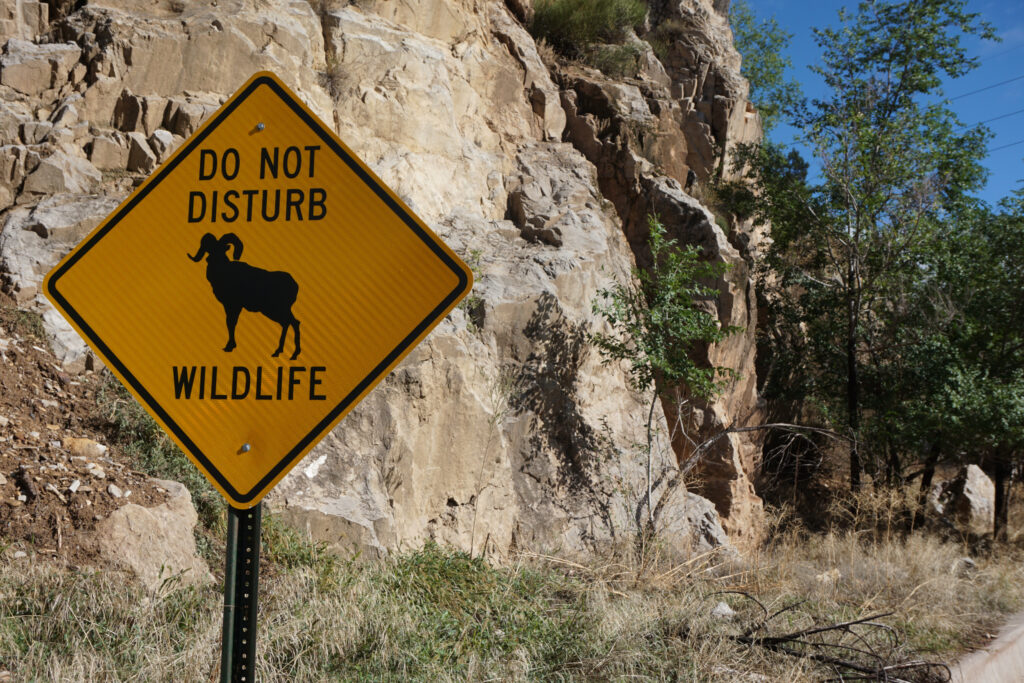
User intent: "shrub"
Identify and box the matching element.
[586,43,642,78]
[531,0,647,56]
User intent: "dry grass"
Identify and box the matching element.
[1,499,1020,681]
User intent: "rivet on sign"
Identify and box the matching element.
[239,443,251,454]
[256,122,265,131]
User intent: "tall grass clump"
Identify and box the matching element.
[531,0,646,57]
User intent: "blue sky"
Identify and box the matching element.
[752,0,1024,206]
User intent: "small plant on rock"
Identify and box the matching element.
[592,215,739,529]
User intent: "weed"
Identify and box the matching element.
[320,52,346,99]
[4,306,47,343]
[647,18,688,63]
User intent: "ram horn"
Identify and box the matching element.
[219,233,244,261]
[188,233,218,262]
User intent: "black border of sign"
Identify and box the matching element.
[46,75,470,504]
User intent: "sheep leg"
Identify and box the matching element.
[289,319,301,361]
[224,307,240,352]
[272,319,289,357]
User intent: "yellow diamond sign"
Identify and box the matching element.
[44,72,473,508]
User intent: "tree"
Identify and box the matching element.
[740,0,995,491]
[728,0,802,134]
[592,216,738,526]
[922,193,1024,537]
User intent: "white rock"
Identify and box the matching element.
[711,601,736,620]
[107,483,123,498]
[930,465,995,535]
[64,438,109,459]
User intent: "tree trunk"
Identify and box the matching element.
[885,447,901,488]
[993,460,1010,542]
[913,443,940,529]
[847,286,861,492]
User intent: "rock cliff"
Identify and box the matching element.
[0,0,764,556]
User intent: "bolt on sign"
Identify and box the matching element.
[45,71,473,508]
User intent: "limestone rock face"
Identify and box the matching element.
[0,0,763,557]
[95,478,213,590]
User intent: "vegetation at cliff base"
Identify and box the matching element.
[2,513,1021,680]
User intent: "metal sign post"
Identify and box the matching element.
[221,504,262,683]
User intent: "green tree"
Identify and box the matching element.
[592,216,738,526]
[742,0,995,491]
[921,194,1024,537]
[729,0,802,133]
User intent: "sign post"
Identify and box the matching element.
[221,504,262,682]
[43,72,473,679]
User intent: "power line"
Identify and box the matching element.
[959,106,1024,128]
[950,73,1024,100]
[977,106,1024,125]
[988,138,1024,153]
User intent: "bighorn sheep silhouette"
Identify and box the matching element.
[188,233,301,360]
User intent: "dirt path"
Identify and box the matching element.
[952,612,1024,682]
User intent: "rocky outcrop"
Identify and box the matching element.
[554,1,765,541]
[0,0,763,557]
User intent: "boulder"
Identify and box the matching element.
[125,132,156,173]
[19,120,51,144]
[0,193,119,371]
[88,134,129,170]
[147,129,177,162]
[930,464,995,535]
[21,150,101,195]
[95,478,213,590]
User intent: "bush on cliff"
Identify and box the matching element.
[531,0,646,57]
